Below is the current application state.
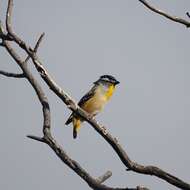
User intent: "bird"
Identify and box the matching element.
[65,75,120,139]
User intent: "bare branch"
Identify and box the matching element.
[139,0,190,28]
[5,1,190,189]
[4,41,51,132]
[23,33,45,64]
[34,32,45,53]
[2,0,189,190]
[0,20,5,36]
[20,47,190,189]
[137,187,149,190]
[0,70,25,78]
[96,171,112,184]
[27,135,46,143]
[0,20,13,41]
[5,0,33,54]
[6,0,13,34]
[3,35,144,190]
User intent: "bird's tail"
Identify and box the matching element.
[73,118,81,139]
[65,114,73,125]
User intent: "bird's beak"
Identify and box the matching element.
[115,80,120,85]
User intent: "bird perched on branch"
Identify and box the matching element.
[65,75,120,139]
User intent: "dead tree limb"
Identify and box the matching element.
[1,0,190,189]
[0,70,25,78]
[1,21,144,190]
[0,1,149,190]
[138,0,190,28]
[4,0,190,189]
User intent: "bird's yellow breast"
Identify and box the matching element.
[81,92,105,114]
[105,84,115,100]
[81,84,115,115]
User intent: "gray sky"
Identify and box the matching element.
[0,0,190,189]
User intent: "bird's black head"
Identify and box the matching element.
[94,75,120,85]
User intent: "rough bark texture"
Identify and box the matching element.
[0,1,190,190]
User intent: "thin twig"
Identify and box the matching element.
[27,135,46,143]
[2,4,145,188]
[0,20,5,35]
[0,70,25,78]
[139,0,190,28]
[22,48,190,190]
[4,40,128,190]
[6,0,13,33]
[96,171,112,184]
[34,33,45,52]
[23,33,45,64]
[0,20,13,41]
[2,0,190,190]
[6,0,33,53]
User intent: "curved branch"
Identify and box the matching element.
[96,171,112,184]
[2,0,190,190]
[4,40,144,190]
[1,2,148,189]
[0,70,25,78]
[0,20,13,41]
[33,33,45,52]
[139,0,190,28]
[11,14,190,190]
[10,23,189,190]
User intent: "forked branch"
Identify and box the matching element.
[2,25,143,190]
[1,0,190,190]
[139,0,190,28]
[0,1,149,189]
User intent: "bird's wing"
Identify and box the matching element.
[65,86,96,125]
[78,86,96,107]
[65,114,73,125]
